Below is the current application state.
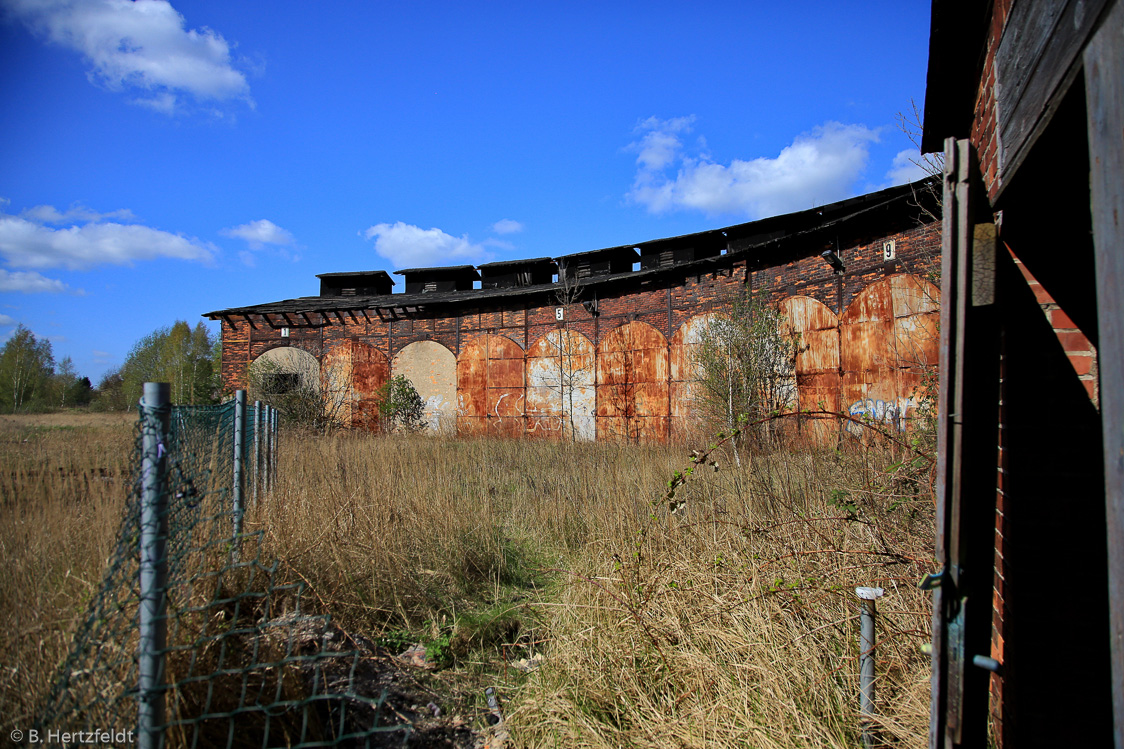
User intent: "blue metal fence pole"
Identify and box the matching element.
[270,407,278,491]
[138,382,170,749]
[233,390,246,547]
[252,400,261,508]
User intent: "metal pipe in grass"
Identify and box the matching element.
[139,382,170,749]
[856,586,885,749]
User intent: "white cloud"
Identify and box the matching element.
[132,91,177,114]
[631,115,695,171]
[0,206,216,270]
[220,219,295,249]
[21,203,135,224]
[5,0,251,113]
[492,219,524,235]
[0,269,71,294]
[627,118,880,219]
[363,222,489,268]
[886,149,931,186]
[0,313,14,325]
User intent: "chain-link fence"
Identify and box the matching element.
[32,385,408,748]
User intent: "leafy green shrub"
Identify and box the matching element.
[377,375,426,433]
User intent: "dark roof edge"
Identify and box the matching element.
[921,0,994,153]
[393,265,479,276]
[477,257,556,270]
[316,270,394,280]
[203,180,935,319]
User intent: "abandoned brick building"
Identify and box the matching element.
[205,180,941,443]
[923,0,1123,746]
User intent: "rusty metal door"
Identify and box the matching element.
[322,339,389,430]
[779,296,841,442]
[457,334,525,438]
[839,274,939,439]
[669,313,728,441]
[596,321,669,442]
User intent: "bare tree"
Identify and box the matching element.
[547,265,597,441]
[691,291,797,458]
[895,97,944,227]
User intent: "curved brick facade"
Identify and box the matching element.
[206,182,941,441]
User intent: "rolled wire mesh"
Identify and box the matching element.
[34,400,406,747]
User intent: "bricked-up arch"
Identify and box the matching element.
[250,346,321,396]
[322,339,389,430]
[597,321,669,442]
[526,329,596,441]
[839,274,939,434]
[778,296,841,441]
[392,340,456,434]
[669,313,728,441]
[457,335,525,438]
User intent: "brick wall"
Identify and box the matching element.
[217,220,940,441]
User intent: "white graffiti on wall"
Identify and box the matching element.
[845,396,916,435]
[425,395,454,433]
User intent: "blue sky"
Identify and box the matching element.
[0,1,932,383]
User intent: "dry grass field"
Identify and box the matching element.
[1,412,937,747]
[0,411,134,730]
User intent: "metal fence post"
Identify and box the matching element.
[270,407,278,491]
[139,382,170,749]
[252,400,261,508]
[233,390,246,546]
[261,404,269,496]
[856,586,885,749]
[268,405,276,493]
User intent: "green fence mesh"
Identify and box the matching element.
[33,398,409,747]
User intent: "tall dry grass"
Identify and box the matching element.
[2,413,936,747]
[252,433,683,634]
[258,429,935,748]
[0,412,134,732]
[506,444,935,748]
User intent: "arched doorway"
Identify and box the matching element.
[526,329,596,441]
[322,339,389,430]
[392,340,457,434]
[596,321,669,442]
[839,274,939,435]
[457,334,525,438]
